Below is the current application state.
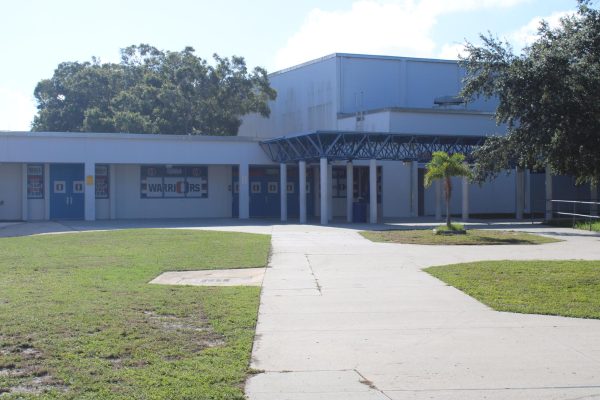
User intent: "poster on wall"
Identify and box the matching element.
[140,165,208,199]
[27,164,44,199]
[95,165,109,199]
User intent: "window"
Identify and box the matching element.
[27,164,44,199]
[140,165,208,198]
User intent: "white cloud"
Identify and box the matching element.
[274,0,530,69]
[0,87,36,131]
[437,43,468,60]
[509,10,573,50]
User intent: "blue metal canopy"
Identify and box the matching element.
[260,131,488,163]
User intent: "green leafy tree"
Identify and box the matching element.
[424,152,471,227]
[32,45,277,135]
[460,0,600,185]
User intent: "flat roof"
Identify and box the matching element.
[271,52,459,76]
[0,131,261,143]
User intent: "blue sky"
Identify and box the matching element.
[0,0,580,130]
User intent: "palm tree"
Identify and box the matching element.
[424,151,471,228]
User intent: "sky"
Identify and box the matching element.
[0,0,582,131]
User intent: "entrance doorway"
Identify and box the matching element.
[50,164,84,219]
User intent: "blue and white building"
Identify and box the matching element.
[0,53,594,222]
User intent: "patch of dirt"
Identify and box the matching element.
[143,310,226,350]
[0,344,68,395]
[9,375,68,395]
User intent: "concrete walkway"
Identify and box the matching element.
[246,224,600,400]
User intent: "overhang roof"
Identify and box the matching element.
[260,131,489,163]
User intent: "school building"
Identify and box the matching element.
[0,53,595,223]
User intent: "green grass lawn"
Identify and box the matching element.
[426,260,600,319]
[360,229,560,245]
[0,229,271,399]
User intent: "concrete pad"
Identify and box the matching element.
[149,268,265,286]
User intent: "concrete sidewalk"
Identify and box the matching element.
[246,226,600,399]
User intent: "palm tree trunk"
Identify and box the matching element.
[445,177,452,228]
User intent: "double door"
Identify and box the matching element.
[50,164,85,219]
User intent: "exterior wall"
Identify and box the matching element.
[113,164,232,219]
[388,110,500,136]
[0,132,270,166]
[423,174,517,216]
[239,53,500,138]
[239,56,338,138]
[0,164,22,220]
[381,161,412,218]
[338,110,502,135]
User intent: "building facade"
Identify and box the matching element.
[0,53,594,222]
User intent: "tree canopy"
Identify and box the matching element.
[460,0,600,184]
[32,44,277,135]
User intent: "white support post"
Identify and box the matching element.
[461,174,469,221]
[239,163,250,219]
[84,161,96,221]
[21,164,28,221]
[328,164,333,222]
[515,167,524,220]
[320,158,328,225]
[369,159,377,224]
[280,163,287,222]
[109,164,117,219]
[299,161,307,223]
[435,179,442,220]
[410,161,418,217]
[590,182,598,216]
[545,167,553,221]
[346,162,353,222]
[44,163,50,220]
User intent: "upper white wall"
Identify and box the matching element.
[0,132,272,165]
[239,53,500,138]
[238,55,338,138]
[338,109,503,136]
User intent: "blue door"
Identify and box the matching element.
[232,165,314,219]
[50,164,85,219]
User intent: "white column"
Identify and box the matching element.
[84,161,96,221]
[590,182,598,216]
[524,169,531,215]
[239,163,250,219]
[462,175,469,221]
[410,161,418,217]
[328,164,333,222]
[21,164,28,221]
[369,159,377,224]
[320,158,328,225]
[435,179,442,220]
[545,167,553,221]
[515,167,524,220]
[346,162,353,222]
[299,161,307,223]
[44,163,50,220]
[109,164,117,219]
[280,163,287,222]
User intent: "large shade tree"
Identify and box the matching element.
[424,151,471,228]
[32,44,277,135]
[460,0,600,185]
